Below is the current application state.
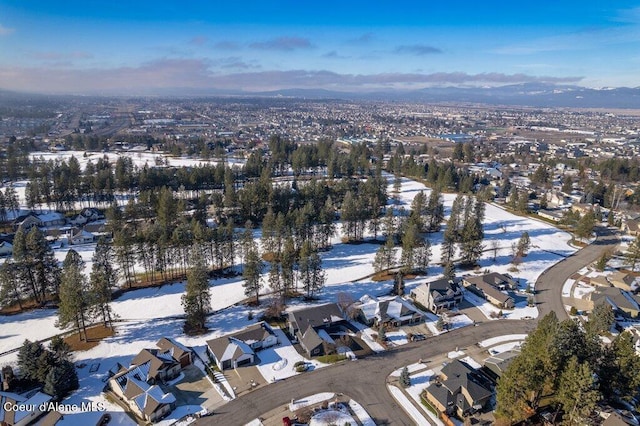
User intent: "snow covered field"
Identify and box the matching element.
[0,174,577,422]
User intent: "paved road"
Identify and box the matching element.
[197,227,620,425]
[534,227,620,320]
[200,320,535,425]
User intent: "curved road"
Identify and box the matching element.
[198,227,620,425]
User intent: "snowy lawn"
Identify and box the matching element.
[388,385,436,426]
[478,334,528,348]
[386,330,409,346]
[348,399,376,426]
[255,329,327,382]
[289,393,335,411]
[446,313,474,329]
[488,341,524,355]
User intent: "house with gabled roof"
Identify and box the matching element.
[206,322,278,370]
[287,303,347,357]
[0,390,52,426]
[608,271,637,292]
[108,363,176,423]
[462,273,517,309]
[354,295,424,327]
[131,349,181,384]
[156,337,193,368]
[425,359,493,417]
[410,278,463,313]
[589,287,640,318]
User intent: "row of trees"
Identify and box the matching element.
[56,241,117,340]
[496,311,639,425]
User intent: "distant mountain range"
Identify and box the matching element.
[3,83,640,108]
[251,84,640,109]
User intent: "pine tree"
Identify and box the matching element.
[17,339,45,381]
[280,236,296,297]
[243,246,264,304]
[426,188,444,232]
[400,222,419,274]
[399,366,411,388]
[586,302,614,335]
[26,227,61,301]
[182,250,211,333]
[43,360,78,400]
[298,241,325,299]
[89,237,117,328]
[575,211,596,240]
[0,260,22,310]
[414,237,432,274]
[443,262,455,280]
[557,357,600,424]
[517,231,531,257]
[373,237,396,273]
[57,250,90,341]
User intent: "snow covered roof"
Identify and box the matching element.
[0,390,52,425]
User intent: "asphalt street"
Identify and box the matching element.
[197,227,621,425]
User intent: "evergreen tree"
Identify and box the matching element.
[414,237,432,274]
[298,241,325,299]
[243,246,264,304]
[373,237,396,273]
[443,261,455,280]
[459,217,484,266]
[399,366,411,388]
[182,250,211,333]
[17,339,45,381]
[587,302,614,335]
[280,237,296,297]
[400,222,419,273]
[517,231,531,257]
[57,250,90,341]
[26,227,61,301]
[0,260,22,310]
[557,357,600,424]
[575,210,596,240]
[426,188,444,232]
[43,360,78,400]
[89,237,117,328]
[49,336,72,363]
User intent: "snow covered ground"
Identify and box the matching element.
[255,329,327,382]
[478,334,528,348]
[0,174,578,420]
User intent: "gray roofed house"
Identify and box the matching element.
[483,350,520,381]
[287,303,346,357]
[109,362,176,423]
[156,337,193,368]
[410,278,463,313]
[590,287,640,318]
[425,359,493,417]
[608,271,637,292]
[462,273,516,309]
[355,295,424,327]
[206,322,278,370]
[131,348,181,383]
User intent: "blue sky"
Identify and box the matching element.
[1,1,639,94]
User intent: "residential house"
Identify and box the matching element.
[571,203,595,216]
[609,271,637,292]
[13,213,42,231]
[590,287,640,318]
[462,273,517,309]
[0,390,53,426]
[483,350,520,381]
[130,349,181,384]
[69,208,104,226]
[624,219,640,237]
[425,359,493,417]
[206,322,278,370]
[69,229,95,245]
[156,337,193,368]
[37,211,66,228]
[591,276,612,288]
[410,278,463,313]
[287,304,347,357]
[537,209,564,223]
[354,295,424,328]
[109,363,176,423]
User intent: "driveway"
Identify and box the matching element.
[166,365,225,410]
